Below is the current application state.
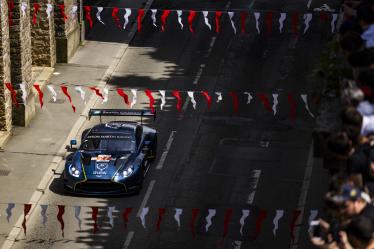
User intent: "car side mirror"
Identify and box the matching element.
[66,139,78,152]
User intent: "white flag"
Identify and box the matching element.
[244,92,253,104]
[47,85,57,102]
[96,7,105,25]
[75,86,86,104]
[139,207,149,228]
[203,11,212,30]
[107,206,115,227]
[254,12,261,34]
[159,90,166,110]
[303,13,313,34]
[215,92,222,103]
[151,9,157,27]
[19,82,27,106]
[272,210,284,236]
[331,13,338,33]
[308,210,319,233]
[130,89,137,108]
[177,10,183,30]
[187,91,196,109]
[279,13,286,33]
[124,8,132,30]
[239,209,250,235]
[228,12,237,34]
[46,4,53,19]
[40,205,48,226]
[74,206,82,230]
[301,94,315,118]
[21,2,27,17]
[102,87,109,103]
[174,208,183,230]
[70,5,78,19]
[272,93,279,115]
[205,209,216,232]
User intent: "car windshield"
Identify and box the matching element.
[81,135,136,152]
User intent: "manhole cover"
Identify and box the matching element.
[0,170,10,176]
[49,99,65,104]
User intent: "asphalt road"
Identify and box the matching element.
[9,0,338,247]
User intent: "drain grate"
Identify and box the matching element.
[0,170,10,176]
[49,99,65,104]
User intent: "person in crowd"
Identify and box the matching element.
[357,4,374,47]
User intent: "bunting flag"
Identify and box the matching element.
[84,6,93,29]
[307,210,318,233]
[89,87,104,100]
[112,7,121,28]
[151,9,157,27]
[331,13,338,33]
[130,89,137,108]
[258,93,272,112]
[122,208,132,229]
[6,203,15,223]
[8,1,14,26]
[188,10,197,33]
[103,87,109,103]
[47,85,57,102]
[229,92,239,113]
[300,94,314,118]
[107,206,115,228]
[21,2,27,18]
[46,4,53,19]
[161,10,170,32]
[254,12,261,34]
[70,5,78,19]
[117,88,130,106]
[174,208,183,230]
[265,12,273,35]
[205,209,216,232]
[137,9,145,33]
[159,90,166,110]
[272,210,284,237]
[291,13,299,35]
[215,92,222,103]
[34,84,44,109]
[177,10,183,30]
[215,11,222,33]
[75,86,86,104]
[201,91,212,109]
[74,206,82,230]
[290,209,302,241]
[123,8,131,30]
[222,208,233,240]
[244,92,253,104]
[92,207,99,233]
[32,3,40,25]
[172,90,182,113]
[57,205,65,237]
[228,12,237,34]
[139,207,149,228]
[240,11,248,34]
[58,4,68,22]
[190,208,199,239]
[5,83,19,107]
[287,93,297,121]
[252,209,267,240]
[19,83,27,106]
[22,204,32,236]
[156,208,166,232]
[272,93,279,115]
[144,89,155,113]
[203,11,212,30]
[96,7,105,25]
[61,86,76,112]
[279,13,286,33]
[39,204,48,227]
[239,209,250,236]
[303,13,313,34]
[187,91,197,109]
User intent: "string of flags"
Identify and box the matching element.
[3,203,320,240]
[4,83,315,119]
[10,1,340,34]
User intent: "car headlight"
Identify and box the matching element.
[115,165,134,178]
[68,164,81,178]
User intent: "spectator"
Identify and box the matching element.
[357,4,374,47]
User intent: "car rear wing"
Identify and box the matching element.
[88,109,156,123]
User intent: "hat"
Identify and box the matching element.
[337,184,371,203]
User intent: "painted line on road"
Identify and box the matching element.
[136,180,156,217]
[156,131,176,170]
[247,169,261,204]
[232,241,242,249]
[122,231,135,249]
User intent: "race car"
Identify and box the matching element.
[63,109,157,195]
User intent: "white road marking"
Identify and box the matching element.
[122,231,135,249]
[247,169,261,204]
[156,131,176,170]
[232,241,242,249]
[136,180,156,217]
[208,158,216,174]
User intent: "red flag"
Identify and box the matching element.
[32,3,41,25]
[122,208,132,229]
[188,10,197,33]
[117,88,130,106]
[8,1,14,26]
[61,86,76,112]
[92,207,99,233]
[258,93,272,112]
[201,91,212,109]
[290,209,302,241]
[137,9,145,33]
[33,84,44,109]
[57,205,65,237]
[215,11,222,33]
[112,7,120,28]
[84,6,93,29]
[265,12,273,35]
[292,13,299,35]
[240,11,248,34]
[144,89,155,113]
[252,209,267,240]
[287,93,297,121]
[222,208,233,241]
[58,4,68,22]
[320,12,329,22]
[89,87,104,100]
[161,10,171,32]
[5,83,19,107]
[229,92,239,113]
[22,204,32,235]
[190,208,199,239]
[172,90,182,113]
[156,208,166,232]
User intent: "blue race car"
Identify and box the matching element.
[63,109,157,195]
